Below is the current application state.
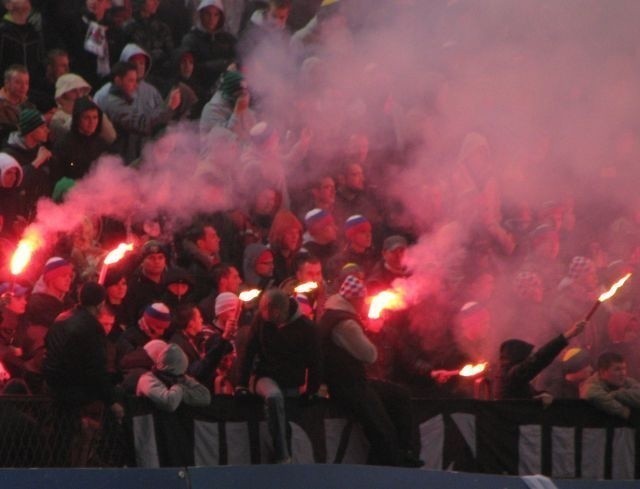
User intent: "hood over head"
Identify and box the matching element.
[155,343,188,375]
[0,152,23,188]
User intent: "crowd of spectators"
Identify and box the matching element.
[0,0,639,466]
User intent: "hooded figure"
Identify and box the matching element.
[242,243,275,289]
[49,73,117,144]
[136,343,211,411]
[0,152,25,235]
[180,0,237,96]
[54,97,111,180]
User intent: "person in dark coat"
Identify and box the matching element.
[493,320,587,401]
[319,274,422,467]
[53,96,110,180]
[236,289,322,463]
[42,282,124,416]
[180,0,236,97]
[0,0,44,81]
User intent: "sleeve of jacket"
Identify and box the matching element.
[105,94,173,136]
[507,334,568,386]
[612,379,640,409]
[581,375,630,419]
[331,319,377,364]
[136,372,185,412]
[181,375,212,407]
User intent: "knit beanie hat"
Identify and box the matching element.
[140,240,168,260]
[55,73,91,100]
[304,208,332,230]
[344,215,371,236]
[79,282,106,307]
[513,271,542,300]
[567,256,595,280]
[215,292,239,317]
[52,177,75,203]
[339,274,366,300]
[43,257,73,280]
[143,339,168,364]
[220,70,244,102]
[561,347,591,374]
[18,108,46,136]
[140,303,171,332]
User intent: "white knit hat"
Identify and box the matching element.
[215,292,239,317]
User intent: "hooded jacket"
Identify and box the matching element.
[53,97,110,180]
[0,152,24,228]
[96,44,174,163]
[136,343,211,411]
[180,1,236,91]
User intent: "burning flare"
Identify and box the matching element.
[459,362,488,377]
[10,231,42,276]
[294,282,318,294]
[104,243,134,265]
[239,289,261,302]
[368,290,406,319]
[599,273,632,302]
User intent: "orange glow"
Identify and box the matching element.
[598,273,632,302]
[104,243,134,265]
[459,362,488,377]
[294,281,318,294]
[368,290,406,319]
[239,289,261,302]
[10,232,42,275]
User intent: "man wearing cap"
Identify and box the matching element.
[0,281,29,378]
[3,106,56,215]
[368,235,409,291]
[124,240,169,325]
[199,69,255,139]
[116,302,172,366]
[302,208,338,271]
[326,214,376,282]
[319,274,422,467]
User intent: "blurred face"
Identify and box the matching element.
[98,310,115,334]
[600,361,627,388]
[6,71,29,101]
[254,250,274,278]
[6,0,31,15]
[383,247,406,270]
[198,226,220,255]
[129,54,148,80]
[47,267,74,295]
[296,261,322,283]
[179,54,194,79]
[146,321,168,339]
[349,226,372,251]
[106,277,128,302]
[88,0,112,20]
[48,55,70,81]
[185,307,203,337]
[61,87,91,104]
[220,267,242,294]
[313,177,336,206]
[200,6,222,32]
[258,295,286,324]
[142,0,160,15]
[142,252,166,276]
[313,219,337,243]
[29,124,49,144]
[281,227,300,251]
[2,167,19,188]
[266,5,289,29]
[344,163,364,191]
[254,188,277,215]
[115,70,139,97]
[78,108,100,136]
[6,294,27,314]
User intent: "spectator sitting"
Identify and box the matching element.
[136,342,211,412]
[581,351,640,420]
